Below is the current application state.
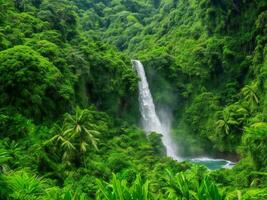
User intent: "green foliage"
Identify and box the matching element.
[242,123,267,170]
[96,173,153,200]
[241,81,260,111]
[196,177,226,200]
[5,169,48,200]
[38,0,78,41]
[148,132,166,156]
[62,107,100,152]
[107,153,130,173]
[213,103,248,151]
[62,191,89,200]
[0,112,33,139]
[46,107,101,165]
[216,108,240,135]
[163,167,226,200]
[185,92,219,133]
[0,45,72,120]
[164,170,195,199]
[0,0,266,199]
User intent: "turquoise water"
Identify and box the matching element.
[190,157,235,170]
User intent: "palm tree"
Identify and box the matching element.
[63,107,100,153]
[47,107,100,164]
[47,124,75,162]
[215,109,239,135]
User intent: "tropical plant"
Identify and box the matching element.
[48,124,75,162]
[0,148,11,166]
[47,107,100,164]
[0,1,266,200]
[215,109,239,135]
[96,173,153,200]
[241,81,260,111]
[164,170,195,200]
[5,169,47,200]
[62,191,89,200]
[242,122,267,170]
[0,148,11,198]
[148,132,166,156]
[196,177,226,200]
[164,169,226,200]
[0,45,70,120]
[63,107,100,152]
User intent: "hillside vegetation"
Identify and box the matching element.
[0,0,266,199]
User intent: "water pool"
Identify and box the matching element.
[190,157,235,170]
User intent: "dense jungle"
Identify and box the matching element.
[0,0,267,199]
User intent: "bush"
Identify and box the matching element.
[148,132,166,156]
[242,123,267,170]
[0,45,73,120]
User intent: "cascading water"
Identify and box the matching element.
[132,60,180,160]
[131,60,235,169]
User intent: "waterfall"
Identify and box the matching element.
[132,60,180,160]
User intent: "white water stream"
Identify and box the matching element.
[132,60,180,160]
[131,60,236,169]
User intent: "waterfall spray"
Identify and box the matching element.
[132,60,180,160]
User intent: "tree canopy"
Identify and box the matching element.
[0,0,266,199]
